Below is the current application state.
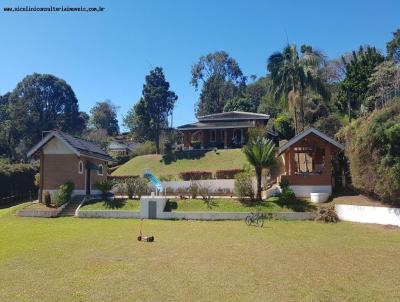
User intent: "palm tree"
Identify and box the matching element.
[242,137,276,201]
[267,44,327,133]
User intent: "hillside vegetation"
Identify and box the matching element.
[112,149,247,179]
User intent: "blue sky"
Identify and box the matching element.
[0,0,399,130]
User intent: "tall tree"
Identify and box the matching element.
[191,51,246,116]
[242,137,276,201]
[89,100,119,136]
[387,29,400,63]
[1,73,85,161]
[267,44,327,133]
[124,67,177,154]
[337,46,384,120]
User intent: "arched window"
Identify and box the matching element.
[78,160,84,174]
[97,164,103,176]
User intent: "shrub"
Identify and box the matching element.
[315,206,339,223]
[53,182,74,207]
[198,182,213,202]
[133,141,156,156]
[338,102,400,204]
[43,191,51,207]
[95,179,113,199]
[234,171,254,202]
[179,171,212,181]
[277,178,297,206]
[125,177,148,199]
[215,169,243,179]
[188,181,198,199]
[0,163,38,203]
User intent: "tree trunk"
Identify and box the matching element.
[256,168,262,201]
[155,127,160,154]
[348,98,351,123]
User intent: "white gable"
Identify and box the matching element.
[43,137,75,154]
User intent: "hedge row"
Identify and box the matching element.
[179,171,213,181]
[215,169,243,179]
[0,163,38,203]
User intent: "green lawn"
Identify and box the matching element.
[80,199,140,211]
[168,198,293,212]
[1,206,400,301]
[112,149,246,178]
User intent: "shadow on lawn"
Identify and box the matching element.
[273,198,317,212]
[84,198,129,210]
[161,149,211,165]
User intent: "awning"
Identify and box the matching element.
[86,161,101,171]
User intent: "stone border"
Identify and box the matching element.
[335,204,400,227]
[18,202,68,218]
[76,208,315,220]
[77,210,140,218]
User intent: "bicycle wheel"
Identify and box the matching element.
[256,217,264,228]
[245,216,252,226]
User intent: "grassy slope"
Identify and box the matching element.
[169,198,291,212]
[80,199,140,211]
[1,210,400,301]
[112,149,247,178]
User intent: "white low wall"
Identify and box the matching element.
[290,185,332,198]
[76,209,315,221]
[140,196,168,218]
[161,178,263,194]
[77,210,140,218]
[335,204,400,227]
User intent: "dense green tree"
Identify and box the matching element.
[267,44,327,133]
[223,96,253,112]
[124,67,177,154]
[191,51,246,116]
[89,100,119,136]
[0,73,85,161]
[274,113,295,140]
[303,92,330,125]
[338,102,400,204]
[313,115,343,138]
[337,46,384,120]
[387,29,400,63]
[242,137,276,201]
[367,61,400,110]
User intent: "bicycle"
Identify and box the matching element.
[245,212,265,227]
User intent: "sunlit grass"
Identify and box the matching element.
[0,207,399,301]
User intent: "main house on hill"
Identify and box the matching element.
[27,130,114,202]
[177,111,276,149]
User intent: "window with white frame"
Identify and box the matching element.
[97,164,103,176]
[78,160,84,174]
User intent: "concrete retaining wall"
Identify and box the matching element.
[77,210,140,218]
[18,202,68,218]
[335,204,400,227]
[290,185,332,198]
[161,178,264,194]
[76,209,315,220]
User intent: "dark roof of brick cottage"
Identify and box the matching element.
[27,130,114,162]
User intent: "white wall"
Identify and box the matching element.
[290,185,332,198]
[335,204,400,227]
[43,137,74,154]
[161,178,260,194]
